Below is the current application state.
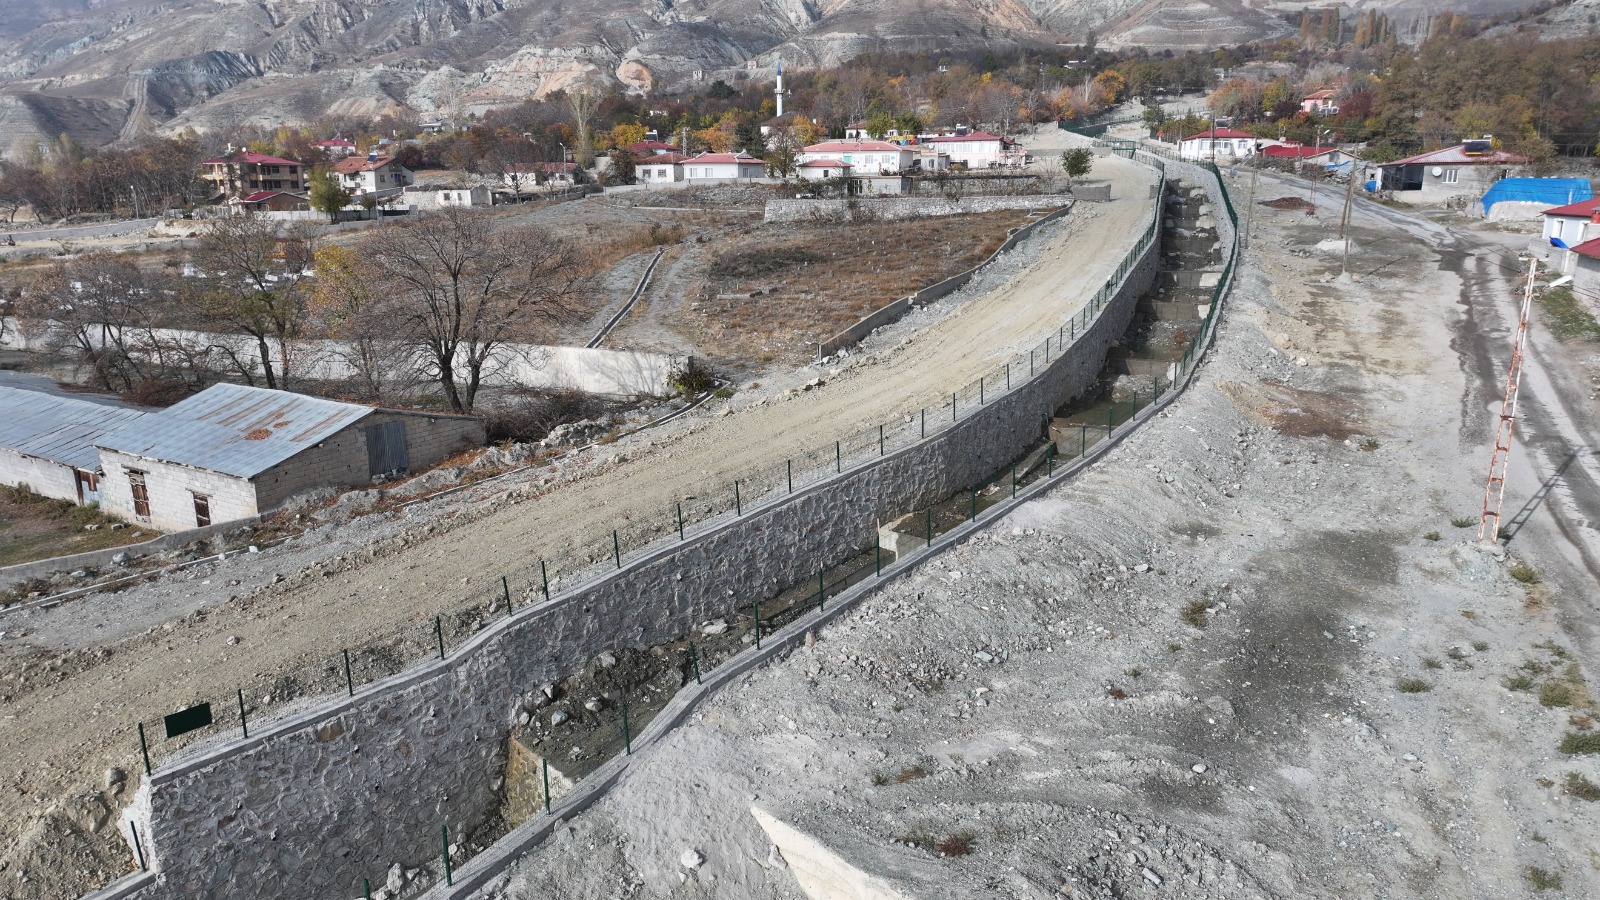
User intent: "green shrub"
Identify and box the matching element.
[1396,678,1433,694]
[1563,772,1600,801]
[1509,563,1539,584]
[1181,599,1210,628]
[1450,516,1476,528]
[1525,866,1562,890]
[1558,731,1600,754]
[1540,681,1575,708]
[1504,673,1535,692]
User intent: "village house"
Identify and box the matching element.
[1301,89,1339,115]
[1260,143,1355,173]
[331,154,413,196]
[315,138,358,158]
[403,184,494,209]
[1563,237,1600,298]
[798,140,915,175]
[1538,197,1600,272]
[200,149,307,199]
[681,152,766,181]
[1177,128,1262,162]
[0,386,147,505]
[633,153,689,185]
[629,140,681,156]
[226,190,310,214]
[95,384,484,532]
[922,130,1022,168]
[797,159,852,181]
[1377,140,1529,204]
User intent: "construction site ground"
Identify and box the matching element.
[465,161,1600,899]
[0,148,1157,899]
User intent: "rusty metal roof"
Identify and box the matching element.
[97,384,374,478]
[0,385,148,472]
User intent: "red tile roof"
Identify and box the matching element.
[1542,198,1600,217]
[798,159,852,168]
[1182,128,1256,141]
[1570,236,1600,260]
[633,153,692,166]
[1382,145,1529,166]
[331,155,401,174]
[1261,144,1337,159]
[316,138,356,148]
[630,140,681,153]
[201,150,303,166]
[1303,89,1337,101]
[925,130,1008,144]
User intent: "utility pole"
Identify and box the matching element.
[1242,164,1259,249]
[1477,260,1538,544]
[1338,164,1358,276]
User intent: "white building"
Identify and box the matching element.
[798,140,915,175]
[0,386,147,505]
[331,154,414,196]
[682,152,766,180]
[1177,128,1262,162]
[1540,198,1600,273]
[922,130,1021,168]
[404,185,493,209]
[634,153,688,185]
[797,160,852,181]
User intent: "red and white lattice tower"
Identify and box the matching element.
[1478,259,1538,544]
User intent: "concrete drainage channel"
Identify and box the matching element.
[86,150,1235,900]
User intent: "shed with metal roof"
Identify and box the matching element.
[0,385,147,504]
[94,384,485,531]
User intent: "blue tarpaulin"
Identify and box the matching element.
[1480,177,1593,215]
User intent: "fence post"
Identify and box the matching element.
[1045,335,1050,360]
[138,723,151,776]
[753,601,761,649]
[502,576,512,614]
[689,641,702,684]
[1080,425,1087,458]
[237,689,249,739]
[540,560,550,602]
[879,424,885,456]
[613,530,622,569]
[979,378,985,405]
[735,480,742,516]
[676,502,685,540]
[835,440,842,473]
[787,460,793,494]
[130,823,146,871]
[1047,444,1055,476]
[1011,465,1017,499]
[875,542,882,577]
[343,649,354,697]
[542,758,551,814]
[921,408,926,439]
[1108,402,1115,433]
[1030,349,1035,377]
[441,825,453,886]
[364,877,371,900]
[1005,363,1011,391]
[817,568,825,612]
[952,392,957,422]
[435,616,445,660]
[970,485,977,521]
[622,698,631,755]
[926,508,933,547]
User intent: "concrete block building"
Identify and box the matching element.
[0,386,147,504]
[95,384,484,531]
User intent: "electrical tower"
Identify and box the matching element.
[1477,259,1538,544]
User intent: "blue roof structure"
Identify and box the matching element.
[1481,178,1593,215]
[0,386,147,471]
[97,384,374,478]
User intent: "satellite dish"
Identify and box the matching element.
[1431,166,1444,177]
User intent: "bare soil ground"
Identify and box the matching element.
[0,154,1158,899]
[0,487,149,569]
[465,162,1600,899]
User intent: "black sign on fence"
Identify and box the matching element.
[164,702,214,739]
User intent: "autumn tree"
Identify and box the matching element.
[350,207,589,413]
[18,254,172,391]
[308,245,422,402]
[307,168,352,222]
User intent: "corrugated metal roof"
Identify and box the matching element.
[0,386,148,471]
[97,384,374,478]
[1382,145,1529,167]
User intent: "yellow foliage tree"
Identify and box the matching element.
[609,123,647,151]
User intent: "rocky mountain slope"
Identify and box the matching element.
[0,0,1553,152]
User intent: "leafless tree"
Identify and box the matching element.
[353,206,589,413]
[18,254,172,391]
[188,214,316,390]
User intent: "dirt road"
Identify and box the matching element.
[471,167,1600,898]
[0,157,1158,898]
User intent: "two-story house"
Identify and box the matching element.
[201,149,307,199]
[331,154,414,196]
[797,140,915,174]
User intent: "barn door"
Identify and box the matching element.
[365,421,409,477]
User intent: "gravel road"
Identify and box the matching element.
[467,164,1600,899]
[0,156,1157,898]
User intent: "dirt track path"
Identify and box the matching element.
[0,155,1158,897]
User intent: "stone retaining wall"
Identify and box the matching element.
[113,187,1161,900]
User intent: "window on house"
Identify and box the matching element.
[192,493,211,528]
[1442,169,1459,184]
[128,470,150,518]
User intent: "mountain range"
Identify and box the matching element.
[0,0,1551,153]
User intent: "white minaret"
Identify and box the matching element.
[775,61,788,117]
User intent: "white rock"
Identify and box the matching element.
[1191,763,1208,774]
[386,863,405,892]
[550,710,570,726]
[584,697,604,713]
[597,651,617,668]
[974,651,995,663]
[767,844,788,870]
[1142,867,1162,886]
[702,620,729,636]
[681,848,705,869]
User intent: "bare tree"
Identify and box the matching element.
[353,206,589,413]
[188,214,316,390]
[567,77,600,168]
[308,244,424,402]
[18,254,172,391]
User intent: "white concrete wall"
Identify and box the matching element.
[99,451,259,532]
[0,449,79,502]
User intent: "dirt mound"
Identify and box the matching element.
[1260,196,1315,213]
[1219,379,1362,439]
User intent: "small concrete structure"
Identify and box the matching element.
[404,184,493,209]
[633,153,689,185]
[1567,237,1600,298]
[1177,128,1261,162]
[95,384,484,531]
[0,386,147,504]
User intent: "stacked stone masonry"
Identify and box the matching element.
[114,190,1163,900]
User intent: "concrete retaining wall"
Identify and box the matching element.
[113,186,1161,900]
[766,193,1072,224]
